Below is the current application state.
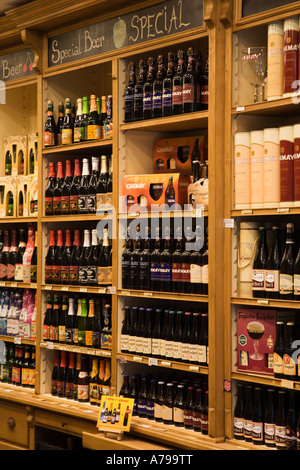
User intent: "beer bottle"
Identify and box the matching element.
[69,230,81,285]
[264,388,276,447]
[120,374,130,397]
[44,100,56,147]
[286,390,297,450]
[100,96,107,139]
[173,310,183,362]
[143,57,155,120]
[160,228,172,292]
[128,306,138,354]
[81,96,89,141]
[280,223,294,300]
[160,310,169,359]
[243,385,254,442]
[101,304,112,350]
[200,50,209,110]
[122,228,133,290]
[73,98,83,143]
[234,383,245,440]
[165,310,175,360]
[69,159,81,214]
[172,229,183,293]
[58,295,68,343]
[146,379,156,420]
[78,229,90,285]
[135,307,145,355]
[73,353,81,400]
[77,297,88,346]
[134,60,147,121]
[87,94,100,140]
[52,162,64,215]
[85,299,96,347]
[96,359,105,405]
[189,312,200,364]
[45,162,56,215]
[142,307,152,356]
[139,226,151,291]
[121,306,131,353]
[138,376,148,418]
[51,350,60,395]
[162,52,176,117]
[163,383,174,425]
[201,390,209,435]
[184,386,194,429]
[273,320,285,379]
[275,390,287,450]
[252,226,268,298]
[172,50,185,115]
[181,311,191,363]
[89,358,99,405]
[296,408,300,450]
[43,294,53,341]
[181,227,192,294]
[183,47,197,114]
[130,376,139,416]
[65,297,75,345]
[57,350,67,397]
[190,225,203,294]
[88,156,99,214]
[130,231,141,290]
[201,229,209,295]
[87,229,99,286]
[252,387,264,445]
[124,61,136,123]
[150,227,161,291]
[152,56,166,119]
[266,226,281,299]
[56,101,64,145]
[61,98,73,145]
[154,381,165,422]
[77,355,89,403]
[65,352,75,399]
[151,308,163,358]
[173,384,185,427]
[78,158,90,214]
[283,321,297,382]
[193,388,203,432]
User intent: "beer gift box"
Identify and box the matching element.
[122,173,190,211]
[237,308,276,375]
[153,135,208,174]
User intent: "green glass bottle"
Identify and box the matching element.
[77,297,88,346]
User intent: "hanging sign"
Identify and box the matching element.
[97,396,134,432]
[48,0,203,67]
[0,49,35,83]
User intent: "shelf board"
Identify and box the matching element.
[118,208,208,220]
[118,289,208,303]
[0,217,37,224]
[41,213,112,222]
[231,95,300,117]
[120,111,209,133]
[231,296,300,310]
[0,335,36,346]
[0,281,37,289]
[41,284,114,294]
[42,139,113,155]
[231,370,300,391]
[117,352,208,374]
[232,206,300,217]
[40,342,112,357]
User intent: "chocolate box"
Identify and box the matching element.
[237,308,276,375]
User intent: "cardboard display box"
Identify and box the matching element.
[3,135,28,177]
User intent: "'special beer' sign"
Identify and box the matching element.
[48,0,203,67]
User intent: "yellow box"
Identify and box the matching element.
[0,176,17,217]
[3,135,28,177]
[29,174,38,216]
[28,133,38,175]
[16,175,31,217]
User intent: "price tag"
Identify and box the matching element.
[79,287,88,292]
[236,106,245,112]
[11,283,18,288]
[98,287,106,294]
[161,361,172,367]
[189,365,199,372]
[108,286,116,294]
[257,299,269,305]
[0,282,5,287]
[224,219,234,228]
[281,379,294,389]
[45,285,52,290]
[46,341,54,349]
[144,292,153,297]
[61,286,69,291]
[241,209,253,215]
[277,207,290,213]
[133,356,143,362]
[148,357,158,366]
[121,290,130,296]
[14,337,21,345]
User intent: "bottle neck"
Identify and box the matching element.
[88,300,95,317]
[65,230,72,247]
[49,230,56,247]
[82,160,89,176]
[76,100,82,116]
[73,230,81,247]
[100,156,107,174]
[48,162,56,178]
[82,97,89,115]
[56,230,63,247]
[90,95,98,113]
[73,159,81,177]
[83,230,90,248]
[91,229,98,246]
[56,162,64,179]
[65,160,72,178]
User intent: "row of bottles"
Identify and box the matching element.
[0,226,37,283]
[5,145,35,176]
[252,223,300,300]
[234,382,300,450]
[44,95,112,147]
[0,343,35,388]
[122,225,208,295]
[43,293,111,350]
[45,155,112,216]
[273,317,300,382]
[45,227,112,286]
[0,288,36,339]
[121,305,208,366]
[120,373,208,433]
[124,47,208,122]
[51,350,111,404]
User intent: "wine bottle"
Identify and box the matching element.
[45,230,56,284]
[181,227,192,294]
[87,94,100,140]
[69,159,81,214]
[190,225,203,294]
[87,229,99,286]
[78,229,91,285]
[43,294,53,341]
[52,229,63,284]
[252,226,268,298]
[280,223,294,300]
[200,50,209,110]
[152,56,166,119]
[125,61,136,123]
[189,312,200,364]
[44,100,56,147]
[65,297,75,345]
[61,98,73,145]
[69,229,81,285]
[183,47,197,113]
[45,162,56,215]
[142,307,152,356]
[73,98,83,143]
[143,57,155,120]
[60,229,72,285]
[56,101,64,145]
[172,50,185,115]
[184,387,194,429]
[72,352,81,400]
[52,161,64,215]
[0,229,10,281]
[30,231,37,283]
[88,156,99,213]
[97,155,108,207]
[106,155,113,201]
[128,306,138,354]
[104,95,113,140]
[165,310,175,359]
[61,160,72,215]
[134,60,147,121]
[266,226,281,299]
[78,158,90,214]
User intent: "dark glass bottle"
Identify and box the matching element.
[151,308,162,359]
[173,310,183,362]
[172,230,183,293]
[266,226,281,299]
[184,386,194,429]
[124,61,136,122]
[275,390,287,450]
[87,94,100,140]
[45,230,56,284]
[58,295,68,344]
[87,229,99,286]
[150,228,161,291]
[280,223,294,300]
[78,229,90,286]
[7,229,18,281]
[52,161,64,215]
[264,388,276,448]
[181,311,191,363]
[146,379,156,420]
[65,351,75,399]
[172,50,185,115]
[201,390,209,435]
[60,160,72,215]
[283,321,297,382]
[174,384,185,427]
[135,307,145,356]
[43,294,53,341]
[98,227,112,286]
[80,97,89,141]
[243,385,254,442]
[183,47,197,113]
[252,226,268,298]
[200,50,209,110]
[193,388,203,432]
[165,176,176,208]
[162,52,176,117]
[44,100,56,147]
[130,376,139,416]
[14,228,26,282]
[97,155,108,199]
[50,295,60,343]
[88,156,99,214]
[69,229,81,285]
[152,56,166,119]
[189,312,200,364]
[154,381,165,422]
[69,159,81,214]
[142,307,152,357]
[200,229,209,295]
[143,57,156,120]
[160,229,172,292]
[85,299,96,347]
[77,355,89,402]
[65,297,75,345]
[134,60,147,121]
[181,227,192,293]
[163,383,174,425]
[273,320,285,379]
[165,310,175,360]
[130,232,141,290]
[60,229,72,285]
[73,98,83,143]
[52,229,63,285]
[121,306,131,353]
[139,226,151,291]
[233,383,245,440]
[78,158,90,214]
[61,98,73,145]
[138,377,148,418]
[160,310,169,359]
[190,225,203,294]
[45,162,56,215]
[286,390,297,450]
[128,306,138,354]
[51,350,60,395]
[252,387,264,445]
[122,228,133,290]
[57,350,67,397]
[56,101,64,146]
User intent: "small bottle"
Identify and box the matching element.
[61,98,73,145]
[124,61,136,123]
[44,100,56,147]
[77,355,89,403]
[234,383,245,440]
[87,94,100,140]
[184,387,194,429]
[162,383,174,425]
[275,390,287,450]
[264,388,276,447]
[173,384,185,427]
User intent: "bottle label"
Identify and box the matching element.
[45,265,52,283]
[198,345,207,364]
[6,263,15,280]
[128,336,136,352]
[52,196,61,213]
[273,352,283,375]
[283,353,296,376]
[98,266,112,285]
[200,413,208,433]
[135,337,143,354]
[60,195,70,214]
[69,265,78,283]
[193,410,201,430]
[172,85,183,105]
[87,194,97,212]
[202,264,209,285]
[264,422,275,444]
[172,341,182,360]
[78,384,89,401]
[189,344,198,363]
[154,403,162,420]
[65,327,73,343]
[142,337,152,355]
[190,263,201,283]
[85,330,93,346]
[181,263,190,283]
[58,325,66,343]
[294,273,300,294]
[51,266,60,283]
[173,407,184,424]
[234,417,244,436]
[160,262,171,282]
[143,92,152,110]
[43,324,49,341]
[280,273,293,294]
[172,263,182,283]
[14,263,23,281]
[78,195,88,212]
[252,269,265,290]
[162,405,173,421]
[181,343,190,362]
[69,195,78,213]
[87,266,97,284]
[121,334,129,352]
[165,341,173,358]
[44,131,55,146]
[45,197,53,215]
[78,266,88,284]
[183,83,194,104]
[183,409,193,427]
[151,338,161,356]
[265,269,279,291]
[29,369,35,387]
[286,426,297,450]
[275,425,286,447]
[243,419,253,439]
[73,127,83,142]
[252,421,264,442]
[201,85,209,105]
[153,90,162,109]
[150,262,161,281]
[162,88,172,108]
[62,128,73,145]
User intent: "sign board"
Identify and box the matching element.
[0,49,35,83]
[242,0,298,17]
[48,0,203,67]
[97,396,134,432]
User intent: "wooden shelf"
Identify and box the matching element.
[0,217,37,224]
[117,352,208,374]
[118,289,208,303]
[40,341,112,357]
[232,206,300,217]
[41,213,113,223]
[231,296,300,310]
[120,111,209,133]
[0,281,37,289]
[41,284,114,295]
[0,335,36,346]
[231,95,300,117]
[42,139,113,155]
[118,208,208,219]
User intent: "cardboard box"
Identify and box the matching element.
[27,133,38,175]
[122,173,191,212]
[153,135,208,174]
[3,135,28,177]
[237,308,276,375]
[0,176,17,217]
[16,175,31,217]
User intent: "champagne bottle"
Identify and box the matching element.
[88,156,99,213]
[69,229,81,285]
[280,223,294,300]
[45,162,56,215]
[52,229,63,284]
[61,98,73,145]
[56,101,64,145]
[73,98,83,143]
[44,100,56,147]
[69,159,81,214]
[87,229,99,286]
[52,161,64,215]
[60,229,72,285]
[87,94,100,140]
[78,158,90,214]
[78,229,91,285]
[97,155,108,207]
[45,230,56,284]
[77,297,88,346]
[252,226,268,298]
[65,297,75,345]
[81,96,89,141]
[61,160,72,214]
[125,61,136,123]
[266,226,281,299]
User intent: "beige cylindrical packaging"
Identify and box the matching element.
[238,222,260,297]
[293,123,300,205]
[279,125,294,207]
[283,17,299,97]
[234,131,251,209]
[267,21,284,100]
[263,128,280,208]
[250,130,264,208]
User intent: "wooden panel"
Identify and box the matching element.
[82,431,174,450]
[0,400,29,447]
[35,409,97,435]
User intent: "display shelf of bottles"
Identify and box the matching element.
[42,138,113,155]
[118,288,208,302]
[117,353,208,374]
